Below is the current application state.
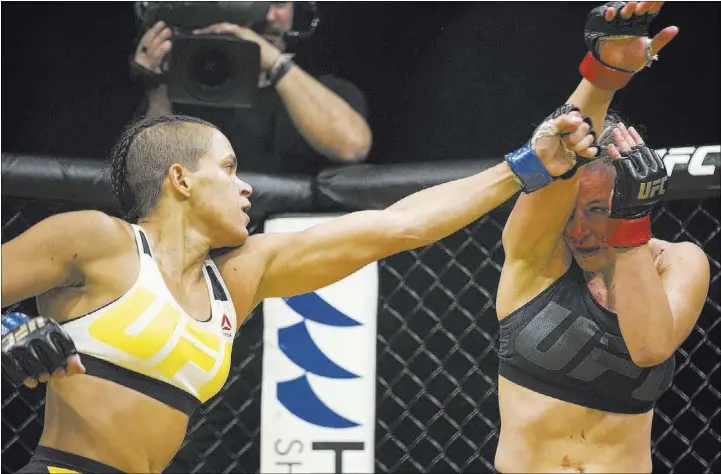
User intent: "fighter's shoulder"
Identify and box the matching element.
[40,210,135,258]
[650,238,709,276]
[649,237,704,257]
[211,234,289,315]
[212,233,288,273]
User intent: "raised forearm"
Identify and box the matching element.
[145,85,173,118]
[567,79,614,132]
[605,245,675,366]
[502,81,614,262]
[275,66,372,162]
[388,162,520,248]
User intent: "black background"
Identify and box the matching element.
[2,2,719,166]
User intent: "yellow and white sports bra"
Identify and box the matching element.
[60,224,237,415]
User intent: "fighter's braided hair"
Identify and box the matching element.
[109,114,218,222]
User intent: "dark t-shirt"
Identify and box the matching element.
[153,74,367,176]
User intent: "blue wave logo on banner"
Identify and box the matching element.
[277,292,362,429]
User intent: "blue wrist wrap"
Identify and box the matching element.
[505,142,554,193]
[2,312,30,338]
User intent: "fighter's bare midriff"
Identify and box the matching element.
[494,376,653,474]
[40,376,189,473]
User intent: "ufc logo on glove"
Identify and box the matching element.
[2,317,47,348]
[638,177,668,199]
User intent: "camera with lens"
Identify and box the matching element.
[134,1,318,108]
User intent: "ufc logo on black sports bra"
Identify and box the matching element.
[515,302,669,402]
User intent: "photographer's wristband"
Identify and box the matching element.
[129,57,166,90]
[269,54,295,87]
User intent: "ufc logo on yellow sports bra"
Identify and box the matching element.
[86,286,232,402]
[47,467,80,474]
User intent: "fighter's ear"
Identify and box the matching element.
[167,163,193,199]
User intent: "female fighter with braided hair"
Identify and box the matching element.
[495,2,709,473]
[2,111,596,471]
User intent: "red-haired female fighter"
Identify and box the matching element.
[494,2,708,473]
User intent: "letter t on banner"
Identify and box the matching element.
[260,215,377,474]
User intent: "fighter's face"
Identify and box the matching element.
[188,129,253,248]
[564,164,615,273]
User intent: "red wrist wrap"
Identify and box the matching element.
[607,216,652,248]
[579,52,634,91]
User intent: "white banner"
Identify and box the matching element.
[261,215,378,474]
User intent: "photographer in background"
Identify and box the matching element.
[132,1,372,175]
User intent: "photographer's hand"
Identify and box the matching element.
[193,23,282,71]
[193,22,372,163]
[133,21,174,117]
[134,21,173,74]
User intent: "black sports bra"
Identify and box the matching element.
[498,261,675,414]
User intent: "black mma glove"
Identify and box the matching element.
[506,104,598,192]
[2,314,77,386]
[580,1,660,90]
[607,145,668,247]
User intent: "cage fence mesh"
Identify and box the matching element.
[1,196,719,474]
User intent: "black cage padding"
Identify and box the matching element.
[3,147,719,220]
